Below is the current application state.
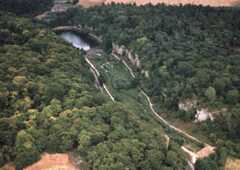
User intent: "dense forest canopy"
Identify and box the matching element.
[39,4,240,168]
[47,3,240,138]
[1,1,240,170]
[0,0,54,15]
[0,12,187,170]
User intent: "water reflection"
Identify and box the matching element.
[60,32,90,51]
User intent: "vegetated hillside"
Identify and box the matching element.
[78,0,240,7]
[0,0,54,15]
[0,13,187,170]
[45,4,240,168]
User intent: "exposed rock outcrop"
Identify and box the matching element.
[164,134,170,149]
[178,99,227,123]
[112,44,141,69]
[141,70,149,78]
[194,108,227,122]
[194,108,215,122]
[112,44,152,79]
[178,99,197,112]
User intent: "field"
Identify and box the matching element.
[78,0,240,7]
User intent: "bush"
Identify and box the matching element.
[225,89,239,104]
[175,110,195,121]
[195,157,218,170]
[15,131,40,170]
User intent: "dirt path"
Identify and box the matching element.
[140,90,204,145]
[85,57,115,101]
[59,27,215,167]
[111,52,216,169]
[111,53,217,169]
[111,52,215,144]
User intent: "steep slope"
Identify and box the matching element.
[0,13,187,170]
[41,4,240,169]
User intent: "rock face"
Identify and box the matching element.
[178,99,227,122]
[142,70,149,78]
[178,99,197,112]
[194,108,227,122]
[112,44,141,69]
[164,134,170,149]
[194,108,215,122]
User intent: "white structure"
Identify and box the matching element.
[194,109,215,122]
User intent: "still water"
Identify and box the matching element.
[60,32,90,51]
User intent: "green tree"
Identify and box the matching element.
[225,89,239,104]
[213,78,227,95]
[205,87,216,101]
[143,149,165,170]
[15,130,40,170]
[44,81,66,102]
[103,35,113,53]
[195,157,218,170]
[165,151,178,167]
[225,107,240,138]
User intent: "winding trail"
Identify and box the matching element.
[110,52,216,169]
[112,53,204,144]
[112,53,136,78]
[140,90,203,145]
[60,28,214,168]
[85,57,115,101]
[85,57,100,76]
[82,42,216,169]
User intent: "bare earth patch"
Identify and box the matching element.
[78,0,105,7]
[225,158,240,170]
[24,153,79,170]
[0,163,15,170]
[196,146,215,159]
[79,0,240,7]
